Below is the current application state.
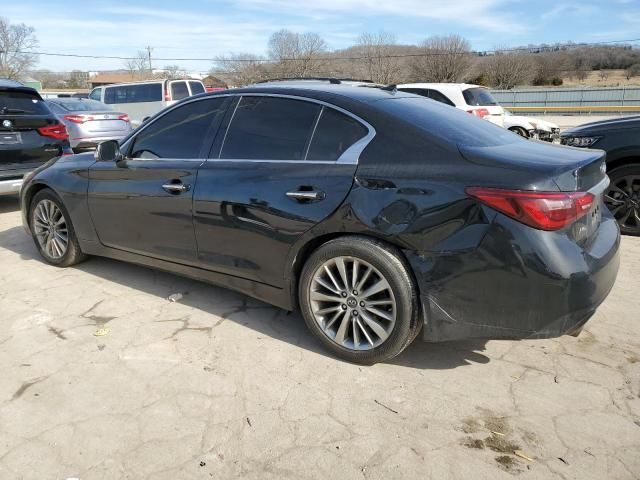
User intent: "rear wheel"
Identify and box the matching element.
[605,164,640,236]
[298,236,419,364]
[30,189,87,266]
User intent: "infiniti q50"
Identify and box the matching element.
[20,82,620,364]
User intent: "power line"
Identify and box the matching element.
[17,38,640,63]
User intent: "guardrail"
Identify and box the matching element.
[508,105,640,113]
[491,87,640,114]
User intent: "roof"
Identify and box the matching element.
[214,83,415,105]
[397,83,484,91]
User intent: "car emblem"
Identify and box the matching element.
[2,120,12,129]
[600,162,607,175]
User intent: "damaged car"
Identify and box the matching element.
[504,110,560,142]
[20,81,620,364]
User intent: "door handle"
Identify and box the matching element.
[286,189,325,202]
[162,182,190,194]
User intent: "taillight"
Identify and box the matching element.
[466,187,595,231]
[64,114,93,124]
[467,108,490,119]
[118,114,130,123]
[37,124,69,141]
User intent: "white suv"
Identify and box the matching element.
[397,83,505,127]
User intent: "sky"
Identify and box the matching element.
[3,0,640,74]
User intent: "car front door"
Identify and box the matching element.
[193,94,373,287]
[87,96,230,264]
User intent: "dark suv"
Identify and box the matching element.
[561,116,640,235]
[0,79,72,195]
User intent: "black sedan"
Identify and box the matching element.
[19,83,620,364]
[561,115,640,236]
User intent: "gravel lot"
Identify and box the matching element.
[0,195,639,480]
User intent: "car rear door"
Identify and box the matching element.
[193,94,373,287]
[87,96,230,263]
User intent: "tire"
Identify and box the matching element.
[509,126,529,138]
[29,189,87,267]
[605,164,640,236]
[298,236,420,364]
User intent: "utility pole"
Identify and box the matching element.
[145,46,153,73]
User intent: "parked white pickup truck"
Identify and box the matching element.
[504,111,560,142]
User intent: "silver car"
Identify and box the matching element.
[46,98,132,151]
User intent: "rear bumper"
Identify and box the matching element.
[0,177,23,195]
[407,212,620,342]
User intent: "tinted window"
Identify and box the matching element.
[462,87,498,106]
[189,81,205,95]
[307,108,368,161]
[221,96,320,160]
[50,99,111,112]
[428,90,455,107]
[383,97,518,147]
[130,98,227,159]
[89,88,102,101]
[171,81,189,100]
[399,88,428,98]
[0,91,50,115]
[104,83,162,104]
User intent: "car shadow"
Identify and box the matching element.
[0,196,20,214]
[0,224,490,369]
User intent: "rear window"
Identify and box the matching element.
[462,87,498,106]
[170,81,189,100]
[189,81,205,95]
[49,99,111,112]
[104,83,162,104]
[307,107,368,161]
[0,91,50,115]
[382,97,518,147]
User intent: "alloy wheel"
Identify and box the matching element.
[33,199,69,259]
[605,174,640,234]
[309,256,396,351]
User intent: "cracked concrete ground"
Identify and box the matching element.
[0,195,639,480]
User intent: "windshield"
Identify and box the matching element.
[462,87,498,106]
[50,99,112,112]
[0,91,50,115]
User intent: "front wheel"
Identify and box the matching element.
[30,189,87,266]
[509,126,529,138]
[298,236,419,364]
[605,164,640,236]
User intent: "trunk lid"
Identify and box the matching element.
[459,141,606,192]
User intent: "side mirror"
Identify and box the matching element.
[95,140,123,163]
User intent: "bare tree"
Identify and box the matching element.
[156,65,184,79]
[213,53,269,87]
[0,17,38,80]
[626,64,640,80]
[410,34,471,82]
[268,30,327,77]
[483,49,534,89]
[598,69,609,81]
[124,51,150,78]
[31,70,65,89]
[355,31,401,84]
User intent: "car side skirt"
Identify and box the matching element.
[80,240,294,311]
